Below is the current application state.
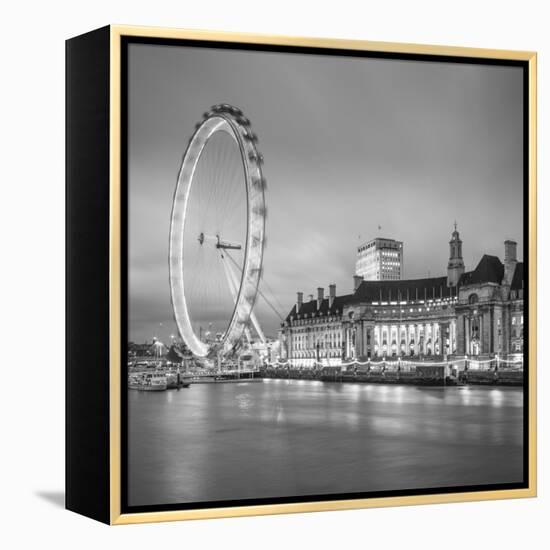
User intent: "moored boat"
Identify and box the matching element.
[128,372,168,391]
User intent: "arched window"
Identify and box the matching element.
[468,293,479,305]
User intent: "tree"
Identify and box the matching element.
[166,344,183,364]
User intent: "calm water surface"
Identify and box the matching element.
[128,380,523,506]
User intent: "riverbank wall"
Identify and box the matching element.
[258,367,523,386]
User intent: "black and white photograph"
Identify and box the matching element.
[124,39,528,510]
[5,0,550,543]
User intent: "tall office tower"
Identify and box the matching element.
[356,237,403,280]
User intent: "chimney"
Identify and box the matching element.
[308,294,314,302]
[296,292,303,311]
[353,275,363,291]
[504,240,517,263]
[317,287,324,309]
[503,240,518,285]
[329,284,336,308]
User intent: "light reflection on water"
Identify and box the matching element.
[128,381,523,507]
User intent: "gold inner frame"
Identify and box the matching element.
[108,25,537,525]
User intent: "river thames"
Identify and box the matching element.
[128,380,523,507]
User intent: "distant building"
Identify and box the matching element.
[128,342,154,358]
[281,226,524,367]
[356,237,403,280]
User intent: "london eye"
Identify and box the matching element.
[169,104,266,359]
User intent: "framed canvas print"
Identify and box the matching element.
[66,25,537,525]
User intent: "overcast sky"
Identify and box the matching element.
[128,43,523,343]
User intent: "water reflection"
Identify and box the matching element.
[128,381,523,507]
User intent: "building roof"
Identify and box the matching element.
[285,294,354,322]
[511,262,524,290]
[459,254,504,286]
[354,275,454,303]
[285,276,454,322]
[284,254,524,323]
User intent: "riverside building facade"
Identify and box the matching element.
[281,228,524,367]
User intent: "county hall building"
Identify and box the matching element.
[280,227,524,367]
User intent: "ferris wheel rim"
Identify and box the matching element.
[169,106,266,359]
